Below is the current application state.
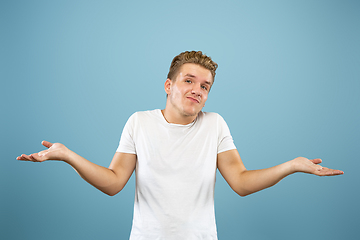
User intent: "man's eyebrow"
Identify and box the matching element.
[184,74,196,78]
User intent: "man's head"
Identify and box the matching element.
[162,51,218,124]
[167,51,218,83]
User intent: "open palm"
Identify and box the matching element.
[17,141,68,162]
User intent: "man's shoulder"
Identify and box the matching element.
[128,109,161,121]
[200,111,230,126]
[200,111,222,119]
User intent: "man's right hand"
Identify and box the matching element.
[17,141,69,163]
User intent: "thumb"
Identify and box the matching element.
[42,140,53,149]
[311,158,322,165]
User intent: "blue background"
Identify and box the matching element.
[1,0,359,239]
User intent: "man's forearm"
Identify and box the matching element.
[231,156,343,197]
[235,161,295,196]
[65,150,122,196]
[217,150,297,197]
[17,141,136,196]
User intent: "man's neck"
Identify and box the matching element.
[161,109,198,125]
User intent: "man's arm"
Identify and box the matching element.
[17,141,136,196]
[217,149,343,197]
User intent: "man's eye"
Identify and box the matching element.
[185,79,192,83]
[201,86,208,90]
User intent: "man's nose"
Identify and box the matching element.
[191,84,202,96]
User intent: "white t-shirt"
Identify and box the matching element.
[117,109,236,240]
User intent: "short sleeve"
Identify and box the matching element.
[217,114,236,154]
[116,113,137,154]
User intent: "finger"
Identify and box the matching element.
[326,169,344,175]
[19,154,33,161]
[17,154,30,161]
[332,170,344,175]
[316,168,344,176]
[18,154,36,162]
[29,154,40,162]
[17,153,44,162]
[29,153,45,162]
[42,140,53,149]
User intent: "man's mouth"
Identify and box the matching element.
[187,96,200,103]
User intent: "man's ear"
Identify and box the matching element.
[164,78,172,95]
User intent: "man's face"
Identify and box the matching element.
[165,63,213,118]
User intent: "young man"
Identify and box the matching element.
[17,51,343,240]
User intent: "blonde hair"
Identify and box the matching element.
[167,51,218,81]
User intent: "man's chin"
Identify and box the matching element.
[182,108,202,117]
